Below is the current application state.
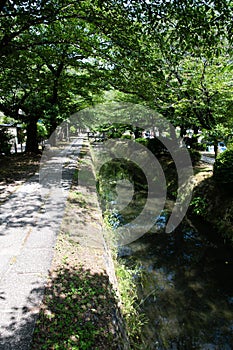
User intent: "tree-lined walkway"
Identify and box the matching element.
[0,138,83,349]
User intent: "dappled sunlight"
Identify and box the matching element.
[0,153,41,203]
[31,264,121,350]
[0,275,45,349]
[0,264,121,350]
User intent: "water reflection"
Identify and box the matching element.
[118,211,233,350]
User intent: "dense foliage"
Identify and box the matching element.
[188,149,202,165]
[213,150,233,185]
[0,127,13,155]
[0,1,232,152]
[136,137,167,156]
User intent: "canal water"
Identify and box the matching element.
[112,201,233,350]
[95,147,233,349]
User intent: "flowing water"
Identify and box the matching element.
[95,150,233,349]
[115,202,233,350]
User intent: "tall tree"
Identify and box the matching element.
[1,0,232,152]
[100,0,233,139]
[0,1,114,151]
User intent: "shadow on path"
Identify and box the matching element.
[31,264,121,350]
[0,138,84,349]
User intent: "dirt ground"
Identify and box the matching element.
[0,153,41,203]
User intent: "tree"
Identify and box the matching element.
[0,1,114,151]
[1,0,232,153]
[0,127,13,155]
[0,0,96,58]
[100,0,233,142]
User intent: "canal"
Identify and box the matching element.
[118,209,233,349]
[95,147,233,349]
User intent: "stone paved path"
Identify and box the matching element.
[0,137,83,349]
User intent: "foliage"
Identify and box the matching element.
[227,142,233,150]
[107,1,233,143]
[37,122,48,143]
[94,123,133,139]
[32,260,119,350]
[0,127,13,155]
[70,125,76,135]
[190,196,208,216]
[135,137,148,147]
[194,142,206,151]
[0,1,113,151]
[213,150,233,185]
[136,137,167,156]
[1,0,233,152]
[188,149,201,165]
[202,124,232,157]
[104,209,123,230]
[215,206,233,242]
[115,262,148,348]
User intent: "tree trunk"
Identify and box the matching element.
[180,124,186,138]
[25,117,39,153]
[190,125,199,149]
[214,140,218,159]
[49,118,58,146]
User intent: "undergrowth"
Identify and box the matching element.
[32,258,119,350]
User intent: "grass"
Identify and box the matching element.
[90,143,149,348]
[115,261,148,349]
[31,141,122,349]
[68,190,88,208]
[1,143,147,349]
[31,235,120,350]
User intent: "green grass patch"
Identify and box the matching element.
[115,262,148,349]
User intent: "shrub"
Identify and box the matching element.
[227,142,233,151]
[147,137,167,155]
[213,150,233,185]
[108,130,122,138]
[190,196,208,216]
[188,148,201,165]
[0,128,13,155]
[69,125,76,135]
[121,134,132,140]
[195,142,206,151]
[135,137,148,147]
[136,137,167,156]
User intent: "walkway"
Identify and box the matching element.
[0,137,83,349]
[201,152,215,165]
